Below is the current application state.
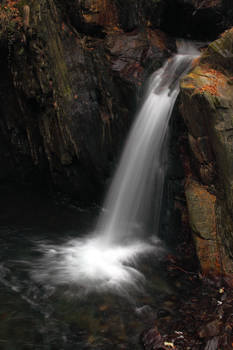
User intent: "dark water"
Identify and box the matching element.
[0,187,176,350]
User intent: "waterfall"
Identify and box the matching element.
[97,42,199,244]
[32,41,199,296]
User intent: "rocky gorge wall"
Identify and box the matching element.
[0,0,174,200]
[180,29,233,286]
[0,0,232,198]
[0,0,233,283]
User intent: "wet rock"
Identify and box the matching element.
[142,327,164,350]
[61,0,119,36]
[199,320,222,338]
[106,28,171,81]
[188,134,215,184]
[1,0,233,203]
[185,180,217,241]
[157,309,171,318]
[156,0,233,40]
[185,180,223,277]
[113,0,233,40]
[135,305,157,323]
[0,0,170,201]
[180,28,233,285]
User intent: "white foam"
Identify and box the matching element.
[32,235,160,296]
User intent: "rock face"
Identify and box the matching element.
[0,1,233,282]
[0,0,232,201]
[0,0,172,200]
[160,0,233,40]
[180,28,233,285]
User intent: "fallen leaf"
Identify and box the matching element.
[99,304,108,311]
[164,341,175,348]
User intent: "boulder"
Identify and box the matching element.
[180,28,233,285]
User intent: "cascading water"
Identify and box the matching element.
[33,42,199,296]
[96,43,198,243]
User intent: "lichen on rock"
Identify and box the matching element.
[180,28,233,285]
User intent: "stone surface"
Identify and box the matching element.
[0,0,170,200]
[0,2,233,282]
[185,180,221,276]
[180,28,233,284]
[0,0,233,201]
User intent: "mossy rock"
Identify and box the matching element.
[180,28,233,283]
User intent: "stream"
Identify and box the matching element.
[0,42,199,350]
[0,187,176,350]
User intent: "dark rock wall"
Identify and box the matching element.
[115,0,232,40]
[1,0,232,200]
[0,0,233,281]
[0,0,171,200]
